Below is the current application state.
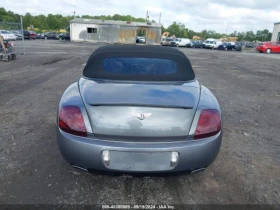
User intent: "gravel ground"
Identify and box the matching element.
[0,40,279,207]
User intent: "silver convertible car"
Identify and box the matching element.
[57,45,222,173]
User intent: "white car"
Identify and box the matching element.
[204,38,222,49]
[0,30,17,41]
[174,38,191,47]
[139,37,145,43]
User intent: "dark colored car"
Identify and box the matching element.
[218,43,235,50]
[36,33,43,39]
[218,43,242,51]
[23,30,37,40]
[57,33,70,40]
[234,43,243,51]
[44,32,58,39]
[245,42,254,48]
[186,41,204,48]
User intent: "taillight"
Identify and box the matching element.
[58,106,87,137]
[194,109,221,140]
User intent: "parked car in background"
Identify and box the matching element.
[139,37,145,43]
[218,42,235,51]
[174,38,191,47]
[161,38,175,46]
[39,33,45,39]
[136,36,145,44]
[44,32,58,39]
[234,42,243,51]
[12,31,23,40]
[256,42,280,53]
[0,30,17,41]
[57,33,70,40]
[23,30,37,39]
[36,33,43,39]
[204,38,222,49]
[218,42,243,51]
[244,42,254,48]
[186,40,204,48]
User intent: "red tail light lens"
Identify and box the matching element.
[58,106,87,137]
[194,109,221,140]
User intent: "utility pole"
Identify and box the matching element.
[146,11,149,22]
[159,13,161,23]
[20,16,25,55]
[73,11,76,18]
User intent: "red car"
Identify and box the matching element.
[23,30,37,40]
[256,41,280,53]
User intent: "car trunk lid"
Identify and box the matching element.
[79,78,200,142]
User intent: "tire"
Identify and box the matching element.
[45,37,48,40]
[7,55,11,62]
[266,49,271,54]
[225,47,228,51]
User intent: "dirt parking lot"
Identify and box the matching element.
[0,40,279,207]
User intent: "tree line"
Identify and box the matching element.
[162,22,272,42]
[0,7,272,41]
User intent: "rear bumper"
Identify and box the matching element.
[256,47,265,52]
[57,128,222,173]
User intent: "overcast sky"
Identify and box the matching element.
[2,0,280,33]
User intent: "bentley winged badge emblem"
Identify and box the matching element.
[131,112,152,120]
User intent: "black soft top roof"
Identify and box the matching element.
[83,45,196,81]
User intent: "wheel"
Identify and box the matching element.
[176,44,179,47]
[45,37,48,40]
[12,54,16,60]
[225,47,228,51]
[266,49,271,54]
[6,55,11,62]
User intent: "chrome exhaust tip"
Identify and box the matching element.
[190,167,206,174]
[72,165,88,172]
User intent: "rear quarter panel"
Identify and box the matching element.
[58,82,92,133]
[187,85,222,139]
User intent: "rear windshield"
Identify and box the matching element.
[83,45,196,82]
[103,58,177,75]
[166,38,173,41]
